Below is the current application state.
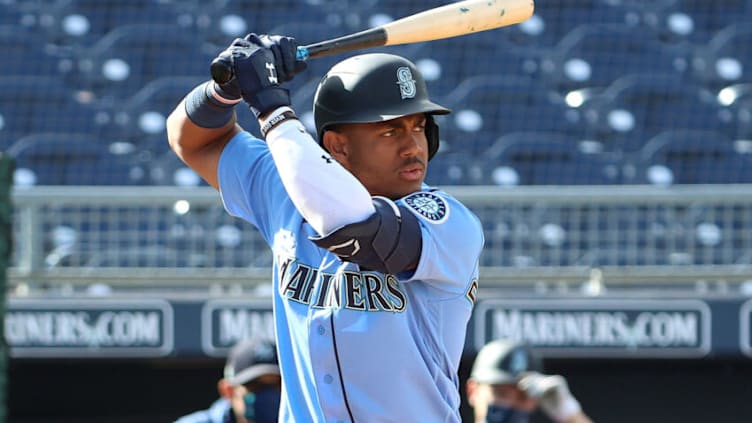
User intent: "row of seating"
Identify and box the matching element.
[4,0,751,49]
[2,68,750,154]
[427,129,752,186]
[6,126,750,188]
[2,11,751,97]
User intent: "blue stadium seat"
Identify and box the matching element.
[147,151,208,187]
[691,24,752,90]
[438,75,577,155]
[112,76,206,152]
[409,36,546,99]
[636,129,752,184]
[74,24,215,101]
[6,132,140,186]
[577,74,733,153]
[0,76,103,149]
[193,0,339,49]
[541,23,691,94]
[525,0,638,47]
[483,131,620,185]
[61,0,187,42]
[677,0,752,41]
[425,150,493,186]
[634,0,748,45]
[0,26,72,77]
[719,83,752,141]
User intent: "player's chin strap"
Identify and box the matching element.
[310,196,422,275]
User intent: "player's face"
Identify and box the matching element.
[328,113,429,199]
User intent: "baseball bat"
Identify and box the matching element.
[211,0,535,84]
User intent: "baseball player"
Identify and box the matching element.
[466,339,594,423]
[166,34,484,422]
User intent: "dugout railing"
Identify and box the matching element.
[8,185,752,293]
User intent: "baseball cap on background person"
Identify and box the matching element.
[467,339,586,423]
[173,338,282,423]
[225,337,282,423]
[469,339,542,385]
[224,337,280,386]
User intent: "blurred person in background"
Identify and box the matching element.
[467,339,594,423]
[174,337,281,423]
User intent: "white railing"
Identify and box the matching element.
[10,185,752,290]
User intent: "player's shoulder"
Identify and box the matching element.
[399,188,480,227]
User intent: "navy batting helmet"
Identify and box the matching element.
[313,53,450,160]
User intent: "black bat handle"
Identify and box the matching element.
[209,28,386,85]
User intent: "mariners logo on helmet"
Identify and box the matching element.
[404,192,449,224]
[396,67,417,99]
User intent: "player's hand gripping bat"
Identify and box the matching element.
[211,0,535,84]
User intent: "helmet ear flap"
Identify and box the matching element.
[425,114,440,161]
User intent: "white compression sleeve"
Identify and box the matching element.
[265,118,375,235]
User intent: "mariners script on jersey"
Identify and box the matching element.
[218,132,484,422]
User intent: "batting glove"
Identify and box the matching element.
[218,35,291,118]
[249,34,308,83]
[518,372,582,423]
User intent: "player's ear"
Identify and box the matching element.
[322,130,348,159]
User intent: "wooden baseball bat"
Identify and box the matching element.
[211,0,535,84]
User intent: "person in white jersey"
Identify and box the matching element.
[166,33,484,422]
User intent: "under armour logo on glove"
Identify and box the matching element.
[266,62,278,84]
[321,154,333,164]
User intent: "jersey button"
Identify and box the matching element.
[317,325,326,335]
[324,374,333,384]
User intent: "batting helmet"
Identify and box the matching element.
[313,53,450,160]
[470,339,542,385]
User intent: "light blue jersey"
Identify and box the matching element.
[218,131,484,423]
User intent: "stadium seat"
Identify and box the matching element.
[541,23,691,94]
[678,0,752,41]
[6,132,140,186]
[691,24,752,90]
[0,26,72,77]
[425,150,493,186]
[718,83,752,142]
[439,75,577,155]
[409,35,546,99]
[111,76,205,151]
[634,0,746,45]
[73,24,215,101]
[482,132,620,185]
[0,76,104,149]
[61,0,187,42]
[635,129,752,184]
[526,0,640,48]
[576,73,733,153]
[193,0,339,49]
[147,151,208,187]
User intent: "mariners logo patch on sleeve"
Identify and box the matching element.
[404,192,449,224]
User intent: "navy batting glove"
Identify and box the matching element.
[246,34,308,83]
[225,36,291,118]
[209,43,242,102]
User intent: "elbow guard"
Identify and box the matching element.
[310,196,422,274]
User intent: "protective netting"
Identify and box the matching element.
[1,0,750,188]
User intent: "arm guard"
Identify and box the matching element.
[310,196,422,275]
